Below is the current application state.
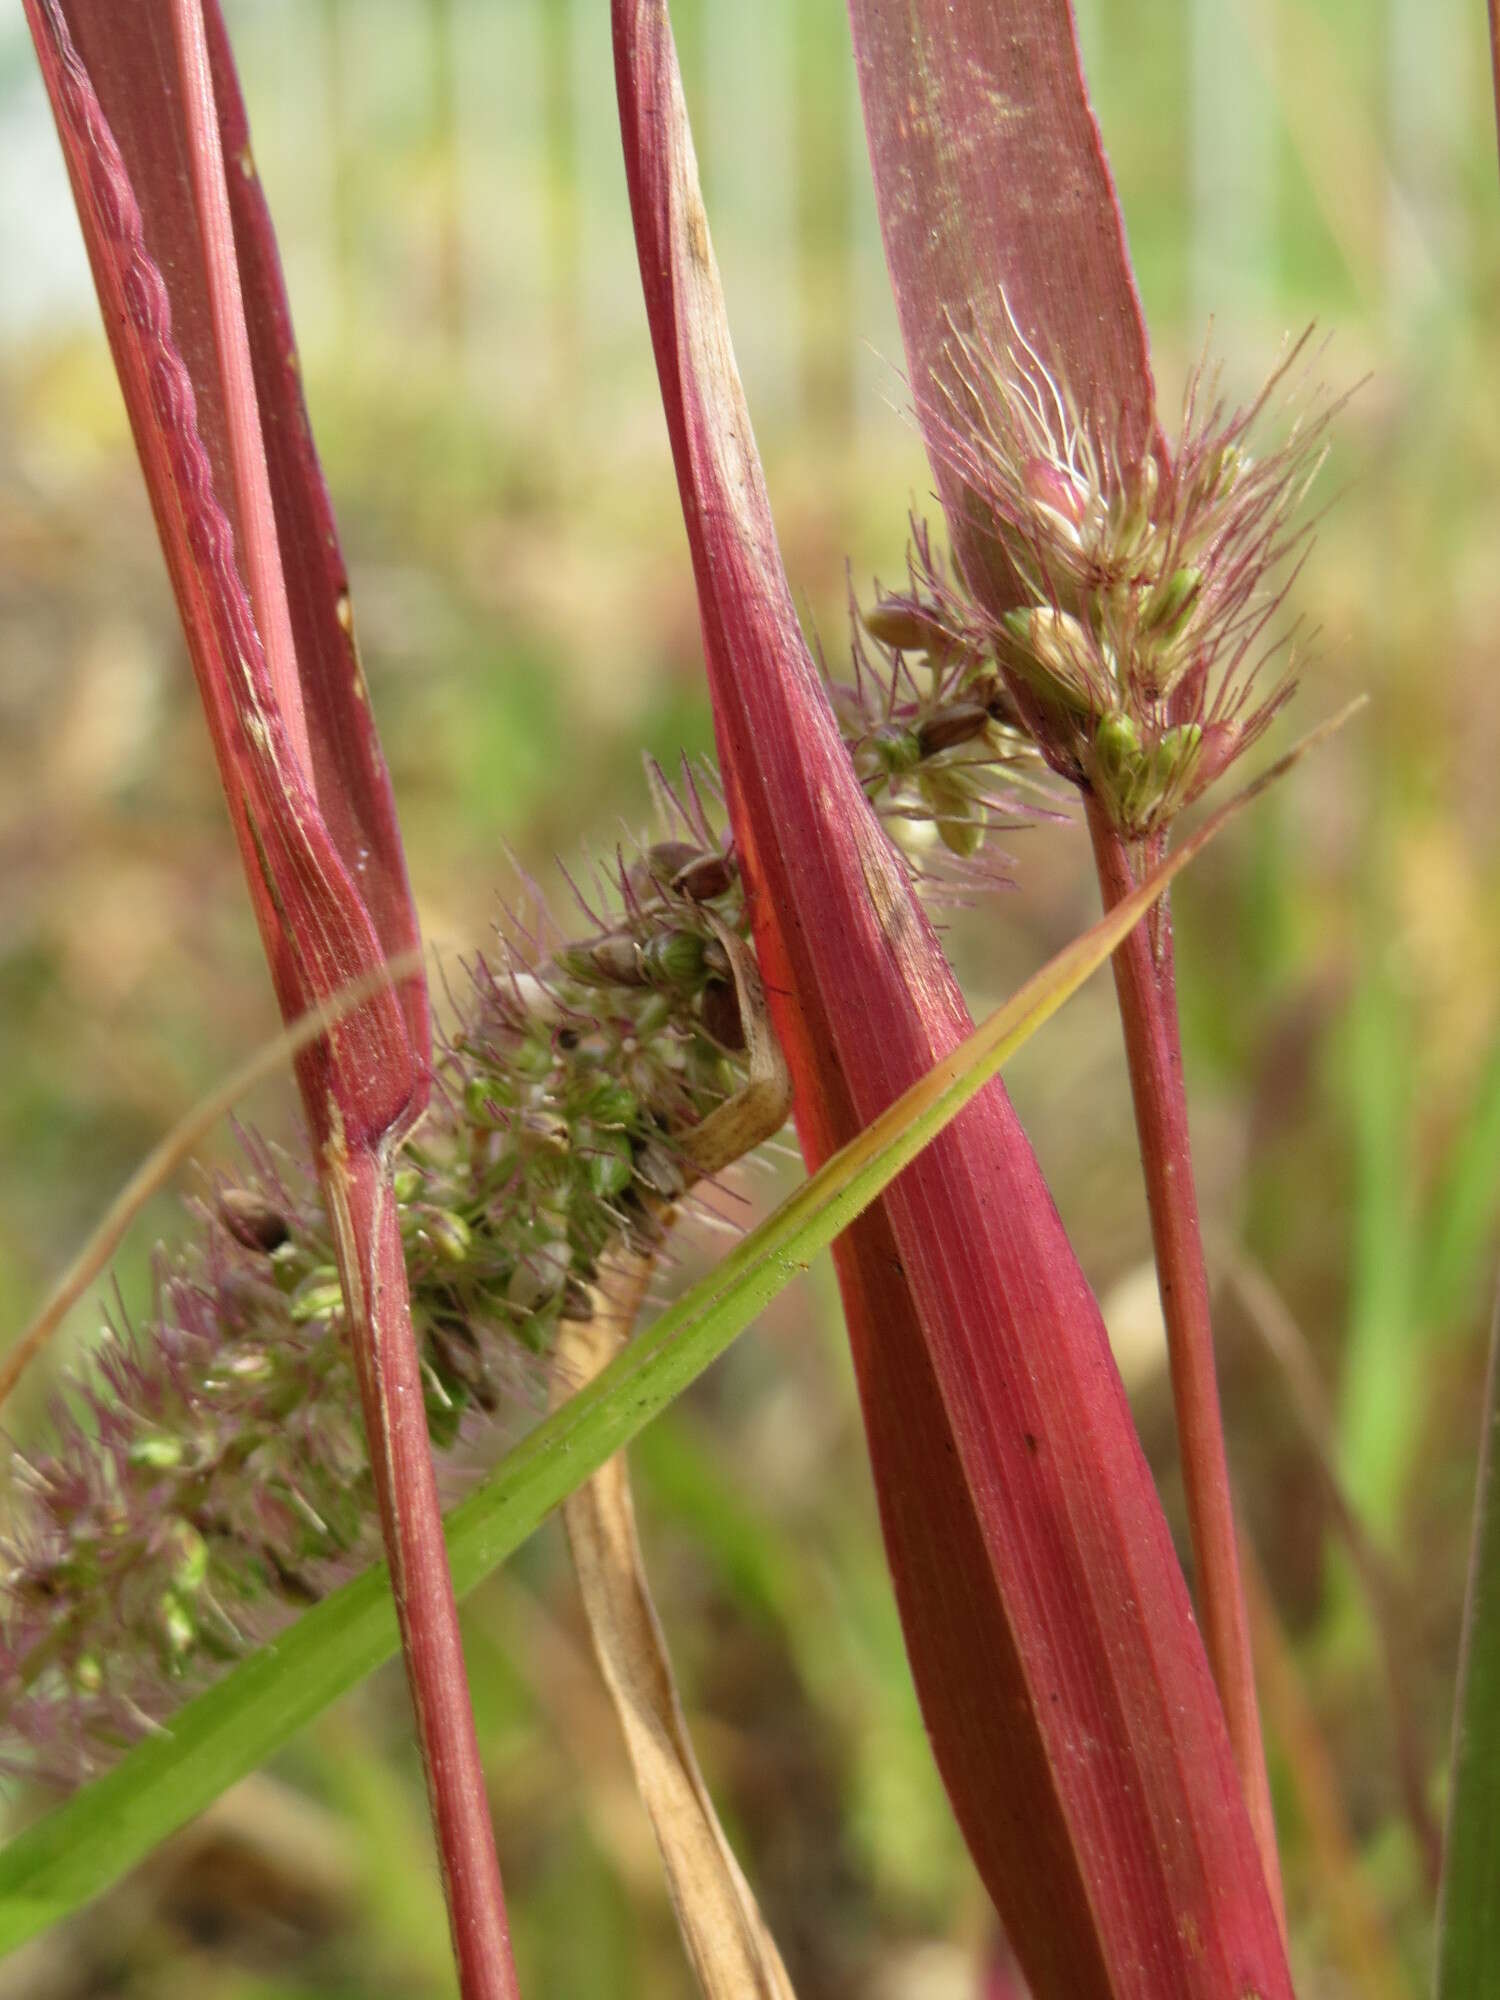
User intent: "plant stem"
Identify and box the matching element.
[1241,1537,1411,2000]
[169,7,518,1988]
[1084,793,1284,1931]
[326,1147,520,2000]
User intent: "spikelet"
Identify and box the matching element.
[0,800,752,1783]
[914,304,1344,837]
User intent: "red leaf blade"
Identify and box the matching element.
[203,1,427,1061]
[614,6,1292,1994]
[846,0,1160,611]
[25,0,424,1143]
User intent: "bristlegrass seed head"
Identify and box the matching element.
[0,795,753,1784]
[918,304,1342,839]
[828,525,1058,890]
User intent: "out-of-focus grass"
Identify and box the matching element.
[2,0,1500,1993]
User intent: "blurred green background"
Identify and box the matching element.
[3,0,1500,1993]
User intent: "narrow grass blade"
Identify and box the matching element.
[1420,1025,1500,1334]
[1338,963,1420,1534]
[1436,22,1500,1989]
[0,953,420,1412]
[1437,1279,1500,1998]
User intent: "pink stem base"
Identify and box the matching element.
[327,1146,521,2000]
[1086,795,1285,1932]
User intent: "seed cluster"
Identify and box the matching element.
[902,309,1336,838]
[830,525,1053,881]
[0,814,751,1783]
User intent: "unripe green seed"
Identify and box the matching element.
[1210,443,1244,498]
[423,1209,472,1264]
[642,928,708,987]
[129,1432,184,1472]
[1142,566,1202,638]
[1093,710,1143,781]
[587,1133,635,1200]
[940,812,984,858]
[289,1280,345,1326]
[1090,712,1153,825]
[1151,722,1204,790]
[580,1081,638,1127]
[164,1521,209,1594]
[509,1035,556,1080]
[871,722,923,775]
[634,991,674,1035]
[158,1592,196,1661]
[1002,607,1097,715]
[920,771,984,857]
[463,1075,505,1125]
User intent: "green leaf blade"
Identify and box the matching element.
[1438,1286,1500,1998]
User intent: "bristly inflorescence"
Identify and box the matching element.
[0,785,755,1785]
[897,303,1341,840]
[827,524,1058,893]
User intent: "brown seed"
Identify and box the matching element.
[673,851,736,902]
[863,598,940,652]
[917,702,990,758]
[700,977,746,1052]
[647,840,703,881]
[428,1322,498,1412]
[586,934,647,986]
[217,1189,290,1255]
[628,841,701,902]
[560,1279,597,1322]
[965,672,1021,730]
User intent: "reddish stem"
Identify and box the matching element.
[1085,793,1285,1932]
[169,6,518,1987]
[327,1148,520,2000]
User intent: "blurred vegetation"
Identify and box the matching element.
[2,0,1499,1993]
